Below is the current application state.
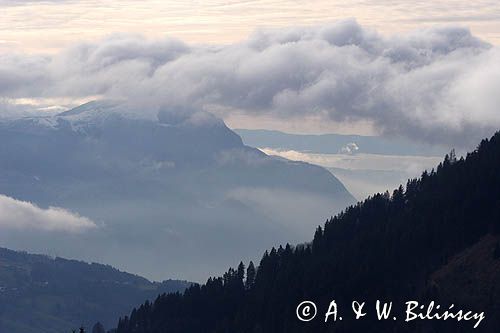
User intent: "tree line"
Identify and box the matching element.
[113,133,500,332]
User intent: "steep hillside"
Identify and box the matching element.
[115,133,500,332]
[427,234,500,331]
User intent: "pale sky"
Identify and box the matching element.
[1,1,499,145]
[1,0,499,53]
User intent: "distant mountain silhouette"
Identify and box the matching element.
[0,247,191,333]
[114,133,500,332]
[235,128,449,156]
[0,101,355,281]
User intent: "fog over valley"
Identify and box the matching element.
[1,4,500,331]
[0,101,355,281]
[0,18,499,285]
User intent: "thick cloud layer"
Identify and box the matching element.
[0,194,96,232]
[1,20,499,146]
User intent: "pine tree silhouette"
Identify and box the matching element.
[114,131,500,332]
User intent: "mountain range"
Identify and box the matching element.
[0,101,356,281]
[235,129,450,156]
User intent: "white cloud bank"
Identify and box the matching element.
[0,194,96,233]
[1,19,500,146]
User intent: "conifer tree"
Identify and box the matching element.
[246,261,256,289]
[237,261,245,283]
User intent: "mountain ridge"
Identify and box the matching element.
[0,101,355,281]
[0,246,192,333]
[235,128,450,156]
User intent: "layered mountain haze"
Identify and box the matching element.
[235,129,450,156]
[0,2,498,331]
[0,101,356,281]
[236,129,449,200]
[114,131,500,333]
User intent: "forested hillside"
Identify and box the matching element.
[0,249,191,333]
[115,133,500,332]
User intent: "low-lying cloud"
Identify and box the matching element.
[1,19,499,146]
[259,147,442,172]
[0,194,97,232]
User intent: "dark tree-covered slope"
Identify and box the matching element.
[0,248,191,333]
[115,132,500,333]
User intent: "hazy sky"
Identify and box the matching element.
[1,0,499,53]
[1,1,499,146]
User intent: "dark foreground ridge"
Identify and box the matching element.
[115,132,500,333]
